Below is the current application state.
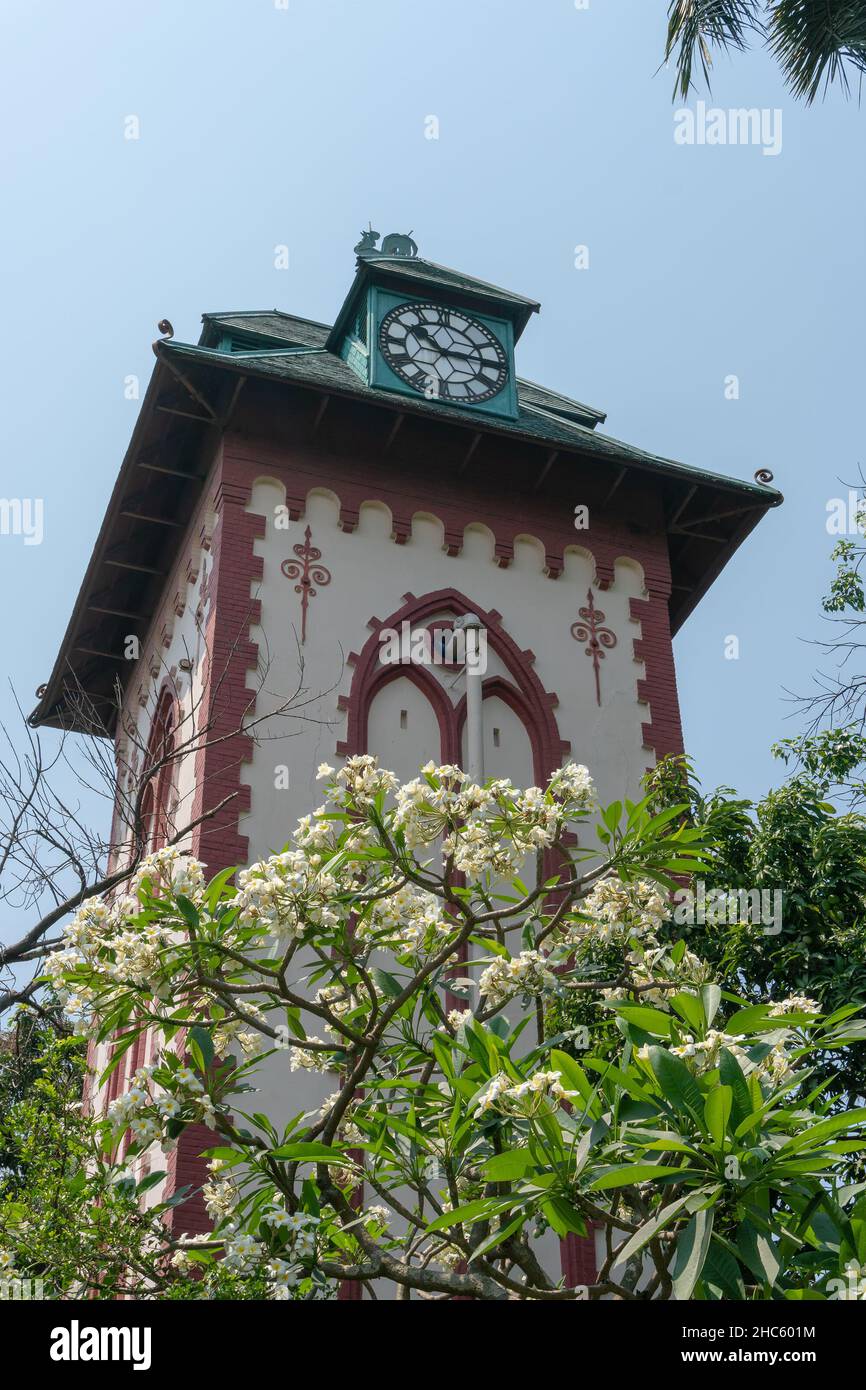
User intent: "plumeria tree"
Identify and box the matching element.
[8,757,866,1300]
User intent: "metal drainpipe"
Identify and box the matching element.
[454,613,484,784]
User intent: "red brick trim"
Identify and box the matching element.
[631,582,685,762]
[164,1122,220,1238]
[561,1229,598,1290]
[167,463,265,1236]
[188,474,263,875]
[218,434,674,601]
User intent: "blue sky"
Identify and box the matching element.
[0,0,862,850]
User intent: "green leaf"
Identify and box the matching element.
[725,1005,774,1036]
[371,968,403,999]
[175,894,200,929]
[647,1046,706,1129]
[200,1146,244,1165]
[701,984,722,1027]
[718,1047,754,1129]
[467,1214,525,1263]
[736,1222,780,1289]
[97,1029,141,1087]
[468,935,509,958]
[188,1025,215,1071]
[781,1110,866,1154]
[615,1194,693,1265]
[591,1163,679,1190]
[704,1085,733,1146]
[205,865,237,909]
[269,1142,347,1162]
[582,1057,656,1105]
[672,1209,714,1300]
[703,1236,745,1299]
[425,1195,520,1234]
[607,1004,673,1036]
[669,992,705,1032]
[482,1149,535,1182]
[549,1050,600,1112]
[540,1196,587,1237]
[136,1169,167,1196]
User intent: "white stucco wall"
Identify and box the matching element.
[239,479,651,862]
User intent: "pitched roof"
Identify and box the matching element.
[200,310,329,350]
[167,327,778,502]
[359,255,541,313]
[326,255,542,351]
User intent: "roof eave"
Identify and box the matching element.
[29,355,201,733]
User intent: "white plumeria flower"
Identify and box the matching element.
[175,1067,204,1093]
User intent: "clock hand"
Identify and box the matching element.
[411,326,477,357]
[410,327,442,350]
[442,347,486,362]
[405,326,498,374]
[410,329,485,364]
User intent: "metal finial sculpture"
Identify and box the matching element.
[354,224,380,258]
[354,226,418,260]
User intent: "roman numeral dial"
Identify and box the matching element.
[379,302,508,404]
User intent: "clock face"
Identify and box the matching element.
[379,301,508,404]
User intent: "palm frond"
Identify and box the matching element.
[665,0,765,99]
[767,0,866,102]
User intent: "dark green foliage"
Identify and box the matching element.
[665,0,866,102]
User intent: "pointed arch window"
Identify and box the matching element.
[144,689,177,851]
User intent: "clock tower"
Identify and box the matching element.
[332,234,531,417]
[31,231,782,1296]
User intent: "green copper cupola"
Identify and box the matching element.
[326,230,540,421]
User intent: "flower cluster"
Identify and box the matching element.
[235,850,342,949]
[478,950,555,1010]
[202,1158,240,1221]
[769,994,820,1016]
[359,882,458,961]
[576,876,668,945]
[106,1059,217,1150]
[212,1005,267,1058]
[448,1008,473,1030]
[603,939,709,1011]
[389,760,594,875]
[474,1069,577,1118]
[659,1028,797,1087]
[132,846,206,900]
[334,754,399,807]
[45,847,206,1028]
[289,1038,333,1073]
